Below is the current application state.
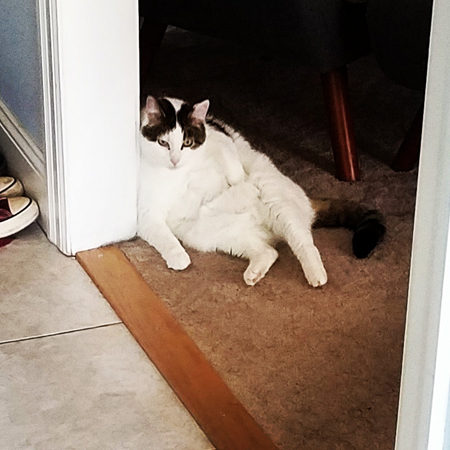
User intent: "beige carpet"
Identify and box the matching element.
[119,27,421,449]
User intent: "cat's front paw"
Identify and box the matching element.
[165,249,191,271]
[305,267,328,287]
[306,270,328,287]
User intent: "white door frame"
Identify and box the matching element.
[38,0,66,251]
[39,0,139,255]
[38,0,450,447]
[395,0,450,447]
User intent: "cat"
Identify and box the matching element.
[137,96,386,287]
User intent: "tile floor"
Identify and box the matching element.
[0,223,214,450]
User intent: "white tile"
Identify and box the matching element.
[0,224,119,342]
[0,324,213,450]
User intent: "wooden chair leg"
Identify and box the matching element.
[139,18,168,90]
[321,66,360,182]
[391,103,424,172]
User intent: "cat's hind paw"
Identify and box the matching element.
[165,249,191,271]
[243,247,278,286]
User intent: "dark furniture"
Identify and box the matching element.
[139,0,371,181]
[367,0,434,171]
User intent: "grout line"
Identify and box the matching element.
[0,321,123,345]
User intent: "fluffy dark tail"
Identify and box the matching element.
[311,198,386,258]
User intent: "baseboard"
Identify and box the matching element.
[0,99,49,232]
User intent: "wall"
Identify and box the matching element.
[0,0,45,150]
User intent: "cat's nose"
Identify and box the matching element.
[170,151,181,166]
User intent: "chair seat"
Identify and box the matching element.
[139,0,370,73]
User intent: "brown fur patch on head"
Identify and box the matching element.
[141,98,176,142]
[177,103,206,149]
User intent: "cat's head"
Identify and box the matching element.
[140,96,209,168]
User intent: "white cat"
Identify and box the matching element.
[138,96,385,287]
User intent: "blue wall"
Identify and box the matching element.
[0,0,45,149]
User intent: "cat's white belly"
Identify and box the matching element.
[169,179,272,252]
[203,180,262,214]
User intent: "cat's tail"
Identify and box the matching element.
[311,199,386,258]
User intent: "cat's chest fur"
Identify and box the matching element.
[140,133,243,224]
[167,154,231,223]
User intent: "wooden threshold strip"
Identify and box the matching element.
[77,246,278,450]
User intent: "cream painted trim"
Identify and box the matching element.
[38,0,69,254]
[0,0,70,253]
[0,101,45,172]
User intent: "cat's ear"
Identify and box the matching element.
[190,100,210,125]
[144,96,162,125]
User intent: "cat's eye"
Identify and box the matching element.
[183,137,193,148]
[157,138,170,149]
